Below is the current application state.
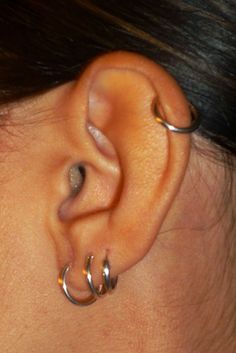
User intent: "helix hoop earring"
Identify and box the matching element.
[153,99,201,134]
[58,255,118,306]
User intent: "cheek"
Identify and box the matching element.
[0,190,55,292]
[0,172,59,335]
[0,110,80,347]
[0,114,68,307]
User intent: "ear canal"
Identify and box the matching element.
[69,164,86,197]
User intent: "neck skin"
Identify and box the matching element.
[78,139,236,353]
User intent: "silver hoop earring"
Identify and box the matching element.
[102,257,118,293]
[153,100,201,134]
[59,263,97,306]
[58,255,118,306]
[86,255,118,297]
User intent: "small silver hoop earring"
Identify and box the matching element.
[153,100,201,134]
[59,264,97,306]
[86,255,118,297]
[86,255,106,298]
[102,257,118,293]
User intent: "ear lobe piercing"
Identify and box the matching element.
[59,263,97,306]
[59,255,118,306]
[86,256,118,298]
[153,99,201,133]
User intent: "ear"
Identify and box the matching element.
[55,51,191,291]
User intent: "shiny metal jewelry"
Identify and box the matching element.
[59,255,118,306]
[153,100,201,134]
[59,263,96,306]
[86,255,118,297]
[102,257,118,293]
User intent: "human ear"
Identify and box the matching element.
[53,51,192,293]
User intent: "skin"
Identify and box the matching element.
[0,52,235,353]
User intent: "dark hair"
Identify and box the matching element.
[0,0,235,156]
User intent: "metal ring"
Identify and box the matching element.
[59,255,118,305]
[102,257,118,293]
[86,255,107,298]
[59,264,97,306]
[86,255,118,297]
[154,101,201,134]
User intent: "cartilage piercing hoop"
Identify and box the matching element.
[59,255,118,306]
[153,99,201,133]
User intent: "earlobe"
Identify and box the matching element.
[56,51,193,296]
